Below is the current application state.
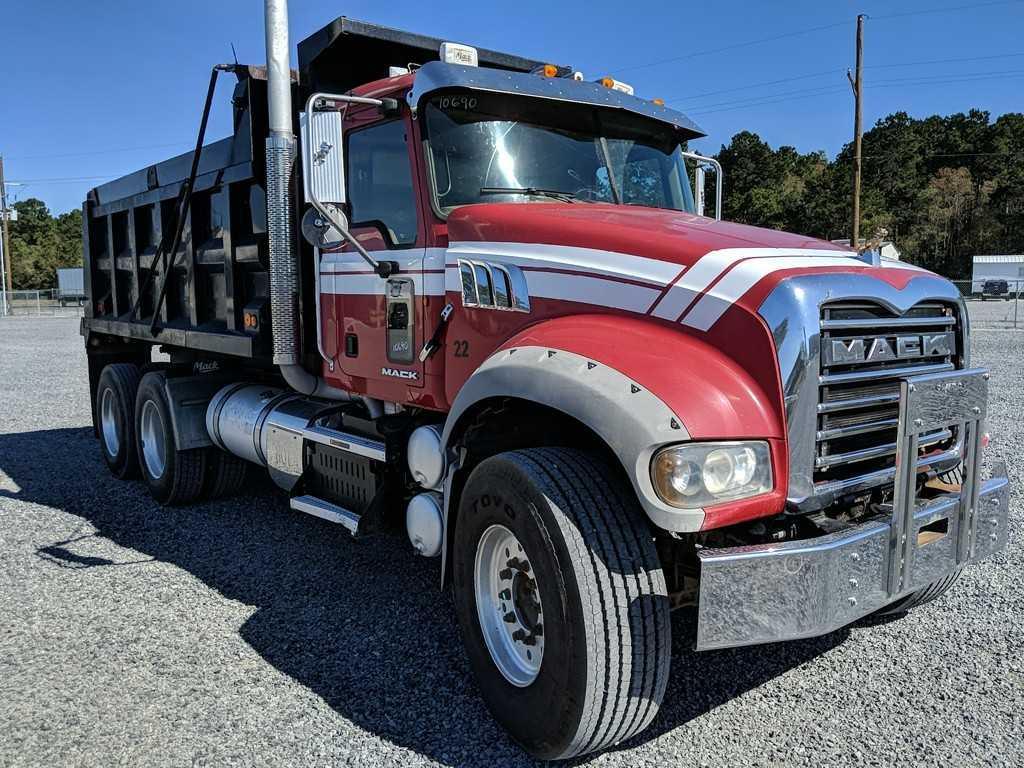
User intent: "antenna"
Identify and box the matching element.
[230,42,239,68]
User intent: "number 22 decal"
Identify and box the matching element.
[454,340,470,357]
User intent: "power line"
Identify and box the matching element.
[870,68,1024,85]
[872,0,1024,20]
[613,20,851,74]
[680,69,1024,115]
[614,1,1021,83]
[666,69,842,104]
[668,52,1024,105]
[688,87,850,117]
[866,51,1024,69]
[680,83,849,112]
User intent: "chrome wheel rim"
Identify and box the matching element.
[474,524,544,687]
[139,399,167,480]
[100,388,120,458]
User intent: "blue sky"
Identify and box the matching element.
[2,0,1022,214]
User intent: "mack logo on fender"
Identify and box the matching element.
[381,367,419,380]
[825,332,954,366]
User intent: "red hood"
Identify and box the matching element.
[446,202,850,266]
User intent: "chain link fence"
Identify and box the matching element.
[0,289,86,318]
[952,280,1022,329]
[1,281,1018,326]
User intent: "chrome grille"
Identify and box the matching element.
[815,301,960,491]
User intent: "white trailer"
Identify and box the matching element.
[56,267,85,306]
[971,255,1024,294]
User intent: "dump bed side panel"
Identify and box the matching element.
[82,74,279,360]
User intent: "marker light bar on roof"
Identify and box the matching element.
[439,42,478,67]
[531,63,574,79]
[598,76,634,95]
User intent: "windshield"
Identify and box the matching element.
[423,93,696,214]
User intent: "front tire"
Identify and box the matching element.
[452,448,670,760]
[874,570,962,616]
[134,371,208,505]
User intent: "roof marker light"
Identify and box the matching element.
[652,97,665,106]
[598,77,634,95]
[439,42,478,67]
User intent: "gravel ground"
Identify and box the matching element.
[1,316,1022,768]
[963,295,1024,329]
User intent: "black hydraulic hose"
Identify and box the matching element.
[144,64,234,335]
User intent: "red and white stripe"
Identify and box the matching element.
[322,241,926,331]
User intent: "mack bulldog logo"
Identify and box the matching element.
[825,332,954,366]
[381,367,419,380]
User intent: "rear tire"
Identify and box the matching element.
[95,363,142,479]
[134,371,207,505]
[452,448,670,760]
[874,570,962,616]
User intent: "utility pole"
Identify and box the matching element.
[0,155,12,300]
[847,14,865,249]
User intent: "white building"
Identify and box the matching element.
[971,255,1024,292]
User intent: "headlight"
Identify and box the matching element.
[651,442,772,508]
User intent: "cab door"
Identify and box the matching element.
[320,113,427,391]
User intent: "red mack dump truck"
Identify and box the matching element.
[80,3,1010,759]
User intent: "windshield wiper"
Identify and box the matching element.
[479,186,585,203]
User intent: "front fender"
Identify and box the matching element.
[442,314,788,533]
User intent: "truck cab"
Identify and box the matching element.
[80,12,1011,761]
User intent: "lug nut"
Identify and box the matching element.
[499,568,512,580]
[503,612,516,623]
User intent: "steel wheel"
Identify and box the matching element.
[474,523,545,687]
[100,388,120,458]
[139,398,167,480]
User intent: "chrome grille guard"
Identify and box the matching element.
[695,367,1009,651]
[758,272,970,511]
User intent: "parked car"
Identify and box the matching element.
[981,279,1010,300]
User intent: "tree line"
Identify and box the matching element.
[715,109,1024,277]
[5,199,82,290]
[5,108,1022,289]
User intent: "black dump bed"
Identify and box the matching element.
[82,66,276,358]
[82,18,543,361]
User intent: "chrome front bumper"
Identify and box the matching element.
[696,369,1011,651]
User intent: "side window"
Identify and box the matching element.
[346,120,418,246]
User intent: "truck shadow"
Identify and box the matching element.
[1,427,847,766]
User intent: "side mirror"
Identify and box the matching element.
[299,93,397,278]
[300,107,345,206]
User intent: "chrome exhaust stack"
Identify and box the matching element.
[261,0,379,413]
[264,0,299,368]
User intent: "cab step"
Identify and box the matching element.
[290,494,361,535]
